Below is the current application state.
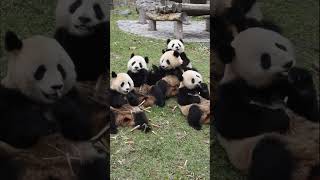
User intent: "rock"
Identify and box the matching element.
[118,9,132,17]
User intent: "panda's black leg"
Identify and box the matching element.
[187,105,202,130]
[150,86,165,107]
[155,80,168,97]
[248,137,294,180]
[0,156,21,180]
[287,67,319,122]
[133,112,151,133]
[78,157,108,180]
[110,111,118,134]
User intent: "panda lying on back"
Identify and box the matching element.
[165,39,192,68]
[54,0,109,81]
[177,70,210,130]
[110,72,151,133]
[127,53,165,107]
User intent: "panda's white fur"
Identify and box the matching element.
[2,35,76,104]
[222,27,295,88]
[214,0,263,21]
[167,39,185,54]
[159,50,183,70]
[111,73,134,94]
[56,0,109,36]
[181,70,203,89]
[127,55,148,73]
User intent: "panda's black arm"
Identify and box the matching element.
[0,87,51,148]
[177,87,201,105]
[286,67,319,122]
[110,90,127,108]
[127,91,140,106]
[52,91,92,141]
[199,83,210,99]
[213,80,290,139]
[180,52,190,67]
[140,69,149,85]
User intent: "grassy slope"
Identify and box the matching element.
[211,0,319,180]
[110,7,210,180]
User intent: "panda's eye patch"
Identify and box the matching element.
[132,61,136,66]
[93,4,105,20]
[260,53,271,70]
[139,63,142,68]
[275,43,287,51]
[121,82,125,87]
[166,59,171,65]
[128,82,131,87]
[192,78,195,84]
[69,0,82,14]
[57,64,66,80]
[178,43,181,47]
[171,44,174,48]
[196,75,200,78]
[34,65,46,80]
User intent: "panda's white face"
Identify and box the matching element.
[127,55,148,73]
[228,27,295,88]
[56,0,109,36]
[167,39,185,53]
[182,70,203,89]
[111,73,134,94]
[159,50,183,70]
[2,35,76,104]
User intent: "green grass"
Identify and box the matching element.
[110,7,210,180]
[211,1,319,180]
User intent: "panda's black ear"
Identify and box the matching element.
[111,71,117,78]
[173,50,180,57]
[162,49,166,54]
[166,39,171,44]
[130,53,135,58]
[145,57,149,64]
[5,31,22,52]
[179,39,184,43]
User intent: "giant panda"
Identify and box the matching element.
[213,27,319,180]
[110,71,151,134]
[148,50,185,98]
[54,0,109,81]
[165,39,192,68]
[177,70,210,130]
[0,31,107,180]
[127,53,165,107]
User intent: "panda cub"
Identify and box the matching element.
[110,72,151,133]
[54,0,109,81]
[0,31,107,180]
[127,53,165,107]
[148,50,184,98]
[178,70,210,130]
[166,39,192,68]
[213,28,319,180]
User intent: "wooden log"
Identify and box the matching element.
[138,8,147,24]
[177,3,210,16]
[146,12,186,22]
[148,20,157,31]
[174,21,183,39]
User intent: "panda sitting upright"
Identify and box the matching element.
[213,27,319,180]
[165,39,192,68]
[54,0,109,81]
[148,50,185,98]
[127,53,165,107]
[0,31,107,180]
[177,70,210,130]
[110,72,151,133]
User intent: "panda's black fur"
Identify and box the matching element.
[54,21,109,82]
[109,88,140,108]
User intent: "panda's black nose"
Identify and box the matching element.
[135,67,139,70]
[283,61,293,69]
[51,85,63,90]
[79,16,91,24]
